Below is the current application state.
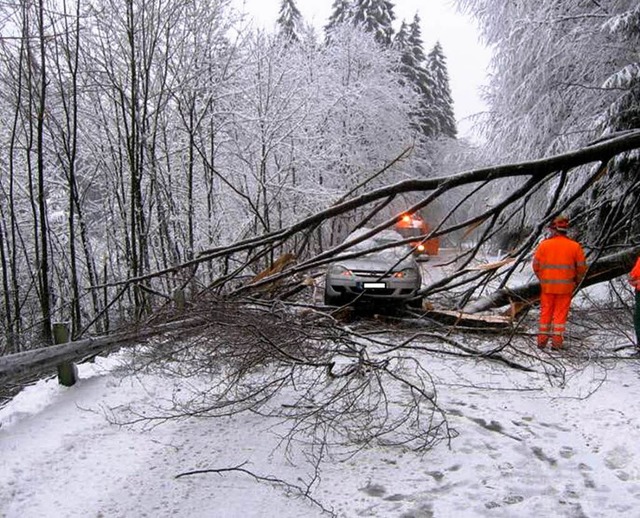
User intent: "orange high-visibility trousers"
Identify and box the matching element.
[538,292,572,348]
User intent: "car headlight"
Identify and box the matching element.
[393,268,419,279]
[329,264,353,277]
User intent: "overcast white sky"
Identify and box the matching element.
[234,0,492,138]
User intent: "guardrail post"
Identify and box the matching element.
[52,322,78,386]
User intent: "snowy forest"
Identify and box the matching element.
[0,0,639,357]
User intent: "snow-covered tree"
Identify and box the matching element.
[351,0,396,46]
[325,0,352,41]
[313,24,420,243]
[393,19,408,51]
[602,5,640,135]
[427,42,457,138]
[276,0,303,45]
[396,14,438,138]
[318,24,417,179]
[456,0,635,160]
[588,4,640,243]
[456,0,640,245]
[407,13,426,65]
[218,23,420,250]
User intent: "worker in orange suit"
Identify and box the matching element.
[630,256,640,350]
[532,215,587,349]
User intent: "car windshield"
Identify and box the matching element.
[345,230,412,262]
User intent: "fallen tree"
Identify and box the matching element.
[95,130,640,299]
[463,245,640,313]
[4,131,639,386]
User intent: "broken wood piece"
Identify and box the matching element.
[250,253,297,284]
[423,309,513,329]
[465,258,516,271]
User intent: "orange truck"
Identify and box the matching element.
[395,212,439,257]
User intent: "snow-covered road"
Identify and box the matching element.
[2,345,640,517]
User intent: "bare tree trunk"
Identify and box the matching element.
[1,16,31,351]
[35,0,51,343]
[126,0,144,316]
[47,0,83,335]
[0,211,13,353]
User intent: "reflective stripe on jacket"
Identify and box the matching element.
[631,257,640,291]
[532,235,587,295]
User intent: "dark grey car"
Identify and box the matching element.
[324,229,422,307]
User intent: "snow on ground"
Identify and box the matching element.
[2,248,639,517]
[2,339,640,517]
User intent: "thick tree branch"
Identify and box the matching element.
[463,245,640,313]
[94,130,640,289]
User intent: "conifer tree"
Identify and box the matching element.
[351,0,396,46]
[393,20,410,85]
[427,42,457,138]
[407,14,426,65]
[325,0,352,40]
[394,19,408,47]
[404,14,438,137]
[588,5,640,240]
[276,0,303,45]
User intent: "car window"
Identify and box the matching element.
[343,229,412,260]
[365,246,410,262]
[351,237,411,261]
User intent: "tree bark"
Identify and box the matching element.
[36,0,52,343]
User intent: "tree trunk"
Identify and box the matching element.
[36,0,52,343]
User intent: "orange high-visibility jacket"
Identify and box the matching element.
[630,257,640,291]
[533,235,587,295]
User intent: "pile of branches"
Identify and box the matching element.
[116,299,455,462]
